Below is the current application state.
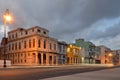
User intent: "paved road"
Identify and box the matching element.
[44,67,120,80]
[0,66,108,80]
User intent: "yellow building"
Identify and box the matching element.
[67,44,81,64]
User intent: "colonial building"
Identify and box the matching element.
[72,39,96,64]
[67,44,81,64]
[112,50,120,65]
[97,46,113,64]
[58,41,67,64]
[2,26,59,65]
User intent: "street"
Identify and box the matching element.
[0,66,109,80]
[44,66,120,80]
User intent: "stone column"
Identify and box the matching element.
[36,52,38,65]
[46,53,49,65]
[41,53,43,65]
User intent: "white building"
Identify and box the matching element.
[97,45,113,64]
[58,41,67,64]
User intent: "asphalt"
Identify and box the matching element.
[43,66,120,80]
[0,64,116,80]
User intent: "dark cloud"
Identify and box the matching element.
[0,0,120,49]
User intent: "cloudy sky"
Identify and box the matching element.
[0,0,120,50]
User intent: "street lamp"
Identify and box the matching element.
[3,9,12,67]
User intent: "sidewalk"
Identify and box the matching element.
[0,64,115,69]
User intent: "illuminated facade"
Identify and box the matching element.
[2,26,58,65]
[112,50,120,65]
[67,44,81,64]
[72,39,96,64]
[97,46,113,64]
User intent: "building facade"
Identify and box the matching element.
[67,44,81,64]
[72,39,96,64]
[97,46,113,64]
[1,26,59,66]
[58,41,67,64]
[112,50,120,65]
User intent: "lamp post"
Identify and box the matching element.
[3,9,12,67]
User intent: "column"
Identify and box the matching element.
[52,54,54,65]
[41,53,43,65]
[36,52,38,65]
[56,55,58,65]
[46,53,49,65]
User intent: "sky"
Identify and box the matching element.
[0,0,120,50]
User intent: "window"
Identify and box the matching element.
[21,32,22,35]
[19,42,21,49]
[29,39,31,48]
[44,40,46,49]
[16,33,17,38]
[28,53,30,56]
[12,34,14,39]
[15,42,17,50]
[9,44,11,51]
[43,31,46,34]
[54,44,56,50]
[33,39,35,48]
[21,60,22,63]
[12,43,14,50]
[37,29,41,32]
[38,39,41,48]
[24,60,26,63]
[9,35,11,40]
[24,40,26,48]
[21,53,23,57]
[50,43,52,50]
[32,29,34,32]
[25,31,28,35]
